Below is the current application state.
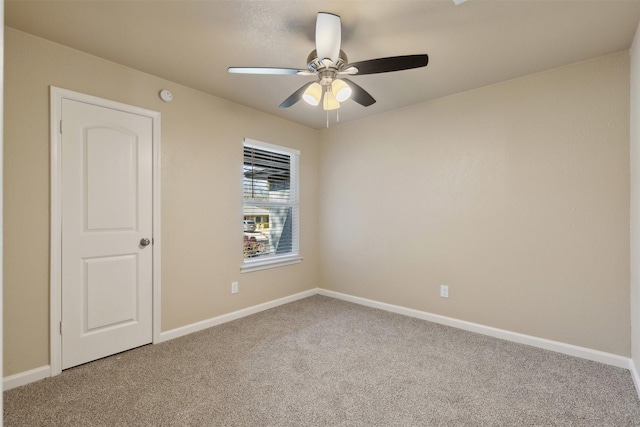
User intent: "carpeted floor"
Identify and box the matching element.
[4,295,640,426]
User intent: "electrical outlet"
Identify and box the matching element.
[440,285,449,298]
[231,281,238,294]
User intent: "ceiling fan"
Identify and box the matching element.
[228,12,429,112]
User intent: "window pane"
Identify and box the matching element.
[244,146,291,203]
[243,205,294,258]
[243,139,299,263]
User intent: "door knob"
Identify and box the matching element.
[140,238,151,247]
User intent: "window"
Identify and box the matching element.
[242,138,301,272]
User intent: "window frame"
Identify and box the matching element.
[241,138,302,273]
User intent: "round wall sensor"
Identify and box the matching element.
[159,89,173,102]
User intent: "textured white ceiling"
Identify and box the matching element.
[6,0,640,129]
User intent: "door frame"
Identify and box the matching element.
[49,87,162,376]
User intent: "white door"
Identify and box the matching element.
[61,98,154,369]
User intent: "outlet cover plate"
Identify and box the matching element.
[440,285,449,298]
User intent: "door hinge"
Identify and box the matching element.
[59,321,63,335]
[59,120,63,134]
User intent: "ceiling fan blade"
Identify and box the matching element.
[342,79,376,107]
[228,67,306,75]
[347,54,429,75]
[316,12,341,64]
[279,82,314,108]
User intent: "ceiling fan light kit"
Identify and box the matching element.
[301,74,352,109]
[228,12,429,121]
[332,79,352,102]
[302,82,322,106]
[323,89,340,111]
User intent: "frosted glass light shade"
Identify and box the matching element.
[323,90,340,110]
[332,79,352,102]
[302,82,322,106]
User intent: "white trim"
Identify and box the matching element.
[3,366,51,391]
[630,359,640,399]
[242,138,300,269]
[4,290,316,388]
[318,289,631,369]
[243,137,300,156]
[151,100,163,347]
[7,287,634,389]
[158,289,316,342]
[241,256,303,273]
[49,88,62,376]
[49,87,162,376]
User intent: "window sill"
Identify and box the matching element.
[241,255,303,273]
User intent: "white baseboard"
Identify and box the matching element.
[4,287,634,391]
[629,359,640,399]
[318,289,631,369]
[3,289,317,389]
[4,365,51,391]
[158,288,318,342]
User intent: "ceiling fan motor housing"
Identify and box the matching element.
[307,49,349,79]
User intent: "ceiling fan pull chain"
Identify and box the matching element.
[326,109,329,128]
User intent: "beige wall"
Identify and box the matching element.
[4,25,634,377]
[630,21,640,374]
[4,28,320,376]
[319,52,631,356]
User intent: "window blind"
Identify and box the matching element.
[243,141,299,262]
[243,146,292,203]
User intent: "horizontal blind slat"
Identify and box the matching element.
[243,141,299,261]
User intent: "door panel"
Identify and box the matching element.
[84,255,138,331]
[61,99,153,370]
[85,127,138,231]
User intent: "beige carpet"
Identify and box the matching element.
[4,295,640,426]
